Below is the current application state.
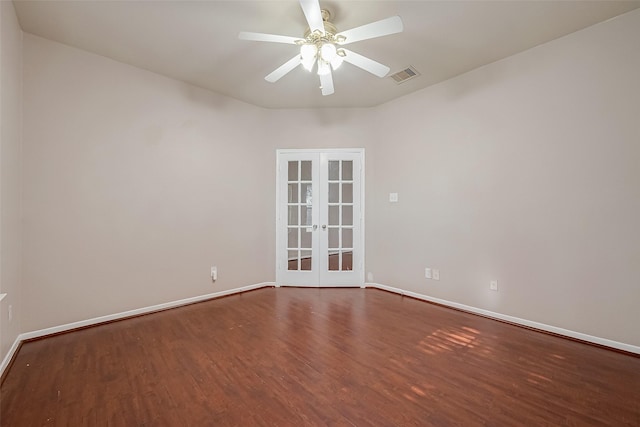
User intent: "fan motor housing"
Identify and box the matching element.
[303,9,338,38]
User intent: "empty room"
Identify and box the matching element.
[1,0,639,425]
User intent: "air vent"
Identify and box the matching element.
[389,66,420,84]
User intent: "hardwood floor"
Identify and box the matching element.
[2,287,639,426]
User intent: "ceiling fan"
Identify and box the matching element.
[239,0,403,96]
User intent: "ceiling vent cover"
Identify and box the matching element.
[390,66,420,84]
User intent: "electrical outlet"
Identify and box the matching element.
[211,266,217,281]
[433,269,440,280]
[490,280,498,291]
[425,268,432,279]
[367,272,374,282]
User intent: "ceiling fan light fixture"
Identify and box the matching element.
[302,57,315,72]
[330,55,343,70]
[300,43,318,71]
[317,59,331,76]
[331,48,346,69]
[320,42,337,62]
[301,43,317,58]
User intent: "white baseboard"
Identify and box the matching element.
[3,281,637,378]
[0,282,274,377]
[366,282,640,355]
[0,337,22,379]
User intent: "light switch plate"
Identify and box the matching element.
[389,193,398,203]
[490,280,498,291]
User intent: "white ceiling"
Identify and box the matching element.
[13,0,640,109]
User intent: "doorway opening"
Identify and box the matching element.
[276,149,364,287]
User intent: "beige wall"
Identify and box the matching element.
[16,8,640,351]
[370,9,640,346]
[0,1,23,361]
[22,33,274,331]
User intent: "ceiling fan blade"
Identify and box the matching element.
[238,32,300,44]
[336,16,403,45]
[299,0,325,35]
[341,49,390,78]
[265,55,302,83]
[319,71,334,96]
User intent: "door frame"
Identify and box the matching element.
[275,148,365,287]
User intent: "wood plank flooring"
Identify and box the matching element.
[1,287,639,426]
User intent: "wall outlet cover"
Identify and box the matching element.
[433,269,440,280]
[425,268,432,279]
[490,280,498,291]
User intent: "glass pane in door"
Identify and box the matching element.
[288,250,298,270]
[301,161,312,181]
[327,160,354,272]
[328,161,340,180]
[341,251,353,271]
[300,250,312,271]
[287,160,312,271]
[300,228,312,249]
[287,228,298,248]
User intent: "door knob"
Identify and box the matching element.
[313,224,318,230]
[322,224,327,230]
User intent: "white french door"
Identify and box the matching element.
[276,149,364,287]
